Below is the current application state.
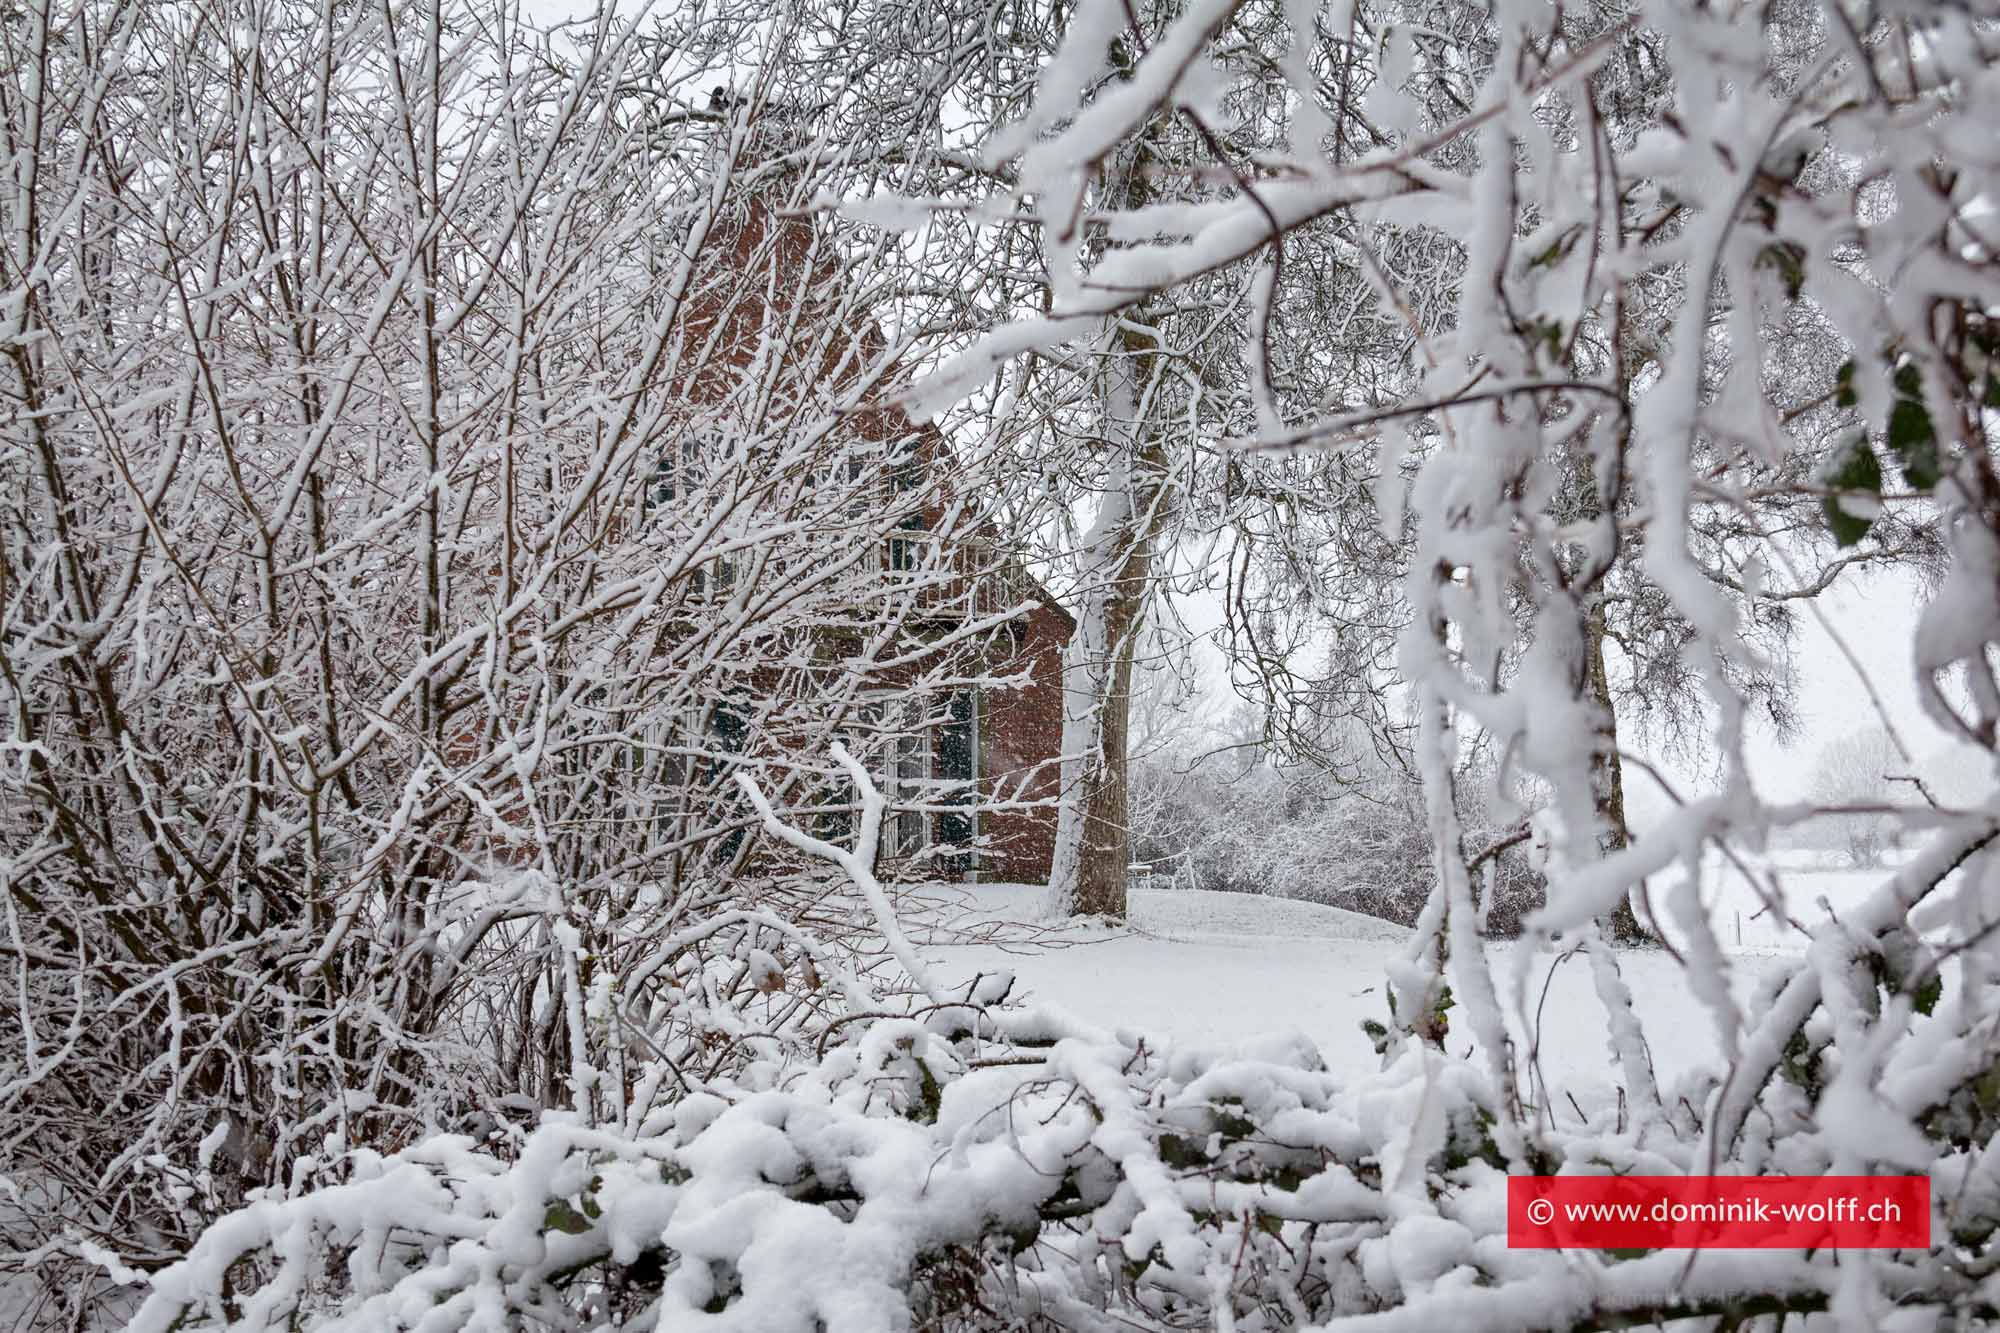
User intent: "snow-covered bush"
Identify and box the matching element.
[122,1017,1507,1333]
[1130,745,1541,933]
[118,824,2000,1331]
[0,5,1024,1318]
[1799,728,1908,866]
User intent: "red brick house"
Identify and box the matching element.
[666,155,1071,885]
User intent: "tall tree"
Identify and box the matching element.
[903,0,2000,1070]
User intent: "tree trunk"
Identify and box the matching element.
[1051,594,1141,916]
[1045,325,1171,920]
[1044,92,1173,921]
[1587,602,1647,944]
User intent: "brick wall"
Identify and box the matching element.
[609,189,1077,886]
[978,598,1071,884]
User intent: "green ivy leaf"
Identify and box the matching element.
[1780,1029,1823,1094]
[1361,1018,1390,1056]
[544,1200,592,1235]
[1755,241,1807,300]
[1977,1065,2000,1115]
[1212,1096,1256,1143]
[1888,394,1941,491]
[1821,435,1882,547]
[1835,358,1857,409]
[910,1055,943,1124]
[1914,972,1944,1017]
[1431,984,1455,1043]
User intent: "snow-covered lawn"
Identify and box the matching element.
[913,883,1800,1116]
[1676,856,1912,953]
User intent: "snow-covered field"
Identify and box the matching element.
[1671,856,1910,954]
[913,883,1809,1115]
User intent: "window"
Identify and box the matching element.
[934,689,976,874]
[850,690,978,868]
[810,441,887,520]
[890,712,929,857]
[645,435,737,597]
[889,434,921,495]
[649,697,750,860]
[645,436,703,511]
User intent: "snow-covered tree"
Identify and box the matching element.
[1806,726,1909,865]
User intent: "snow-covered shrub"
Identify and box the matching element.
[1130,746,1542,933]
[118,832,2000,1330]
[1800,728,1908,867]
[110,747,2000,1329]
[122,1019,1478,1333]
[0,7,1023,1318]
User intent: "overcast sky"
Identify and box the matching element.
[1629,570,1991,817]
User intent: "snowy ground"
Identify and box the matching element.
[911,883,1807,1119]
[1669,856,1907,954]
